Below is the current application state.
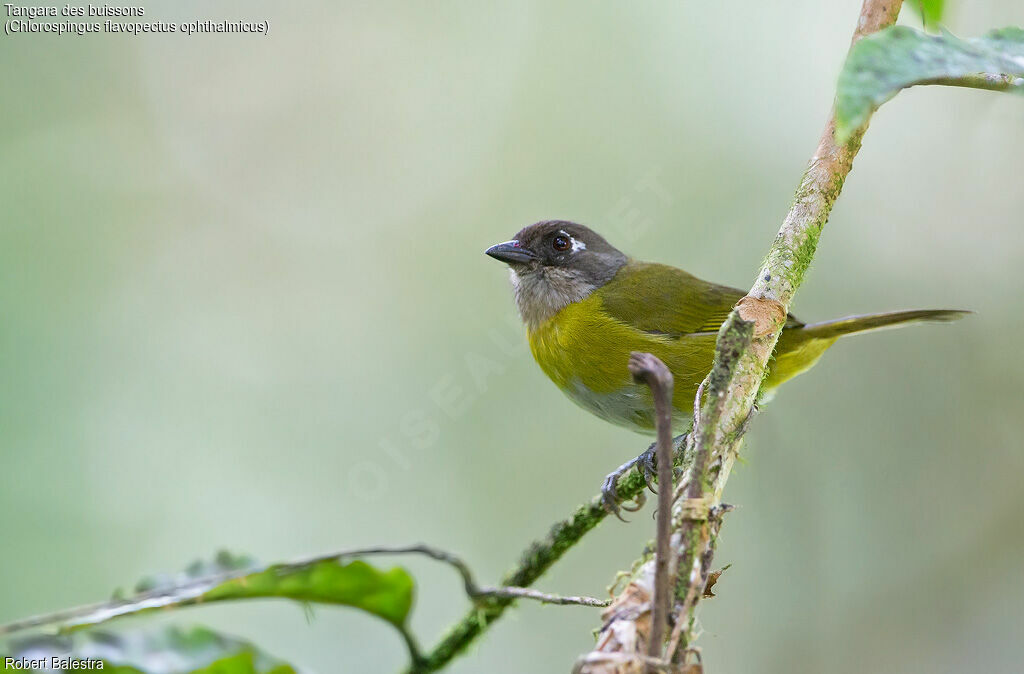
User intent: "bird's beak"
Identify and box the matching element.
[485,240,537,264]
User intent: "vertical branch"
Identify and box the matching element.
[667,0,906,657]
[664,318,751,662]
[705,0,905,453]
[626,352,676,662]
[577,1,904,671]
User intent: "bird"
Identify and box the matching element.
[485,220,966,512]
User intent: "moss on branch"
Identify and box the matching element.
[409,438,691,673]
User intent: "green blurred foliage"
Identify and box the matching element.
[912,0,947,31]
[2,1,1024,673]
[190,652,294,674]
[836,26,1024,141]
[4,626,297,673]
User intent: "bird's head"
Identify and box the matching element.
[485,220,627,329]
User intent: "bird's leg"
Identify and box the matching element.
[601,432,689,519]
[600,452,651,521]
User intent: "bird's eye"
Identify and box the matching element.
[552,236,570,252]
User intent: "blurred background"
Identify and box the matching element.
[2,1,1022,672]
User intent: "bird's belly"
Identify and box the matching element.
[562,378,659,434]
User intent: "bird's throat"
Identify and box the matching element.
[510,266,600,330]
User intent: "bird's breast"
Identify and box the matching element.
[527,296,661,432]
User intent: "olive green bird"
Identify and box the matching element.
[486,220,965,510]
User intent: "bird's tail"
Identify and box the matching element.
[798,309,970,340]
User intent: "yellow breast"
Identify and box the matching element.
[527,294,714,433]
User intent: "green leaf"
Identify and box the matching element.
[835,26,1024,143]
[909,0,945,32]
[3,625,299,673]
[204,559,414,628]
[188,652,298,674]
[0,555,414,637]
[1,554,419,668]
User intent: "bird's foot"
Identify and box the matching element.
[600,433,688,520]
[601,452,649,521]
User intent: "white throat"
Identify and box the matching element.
[509,267,597,330]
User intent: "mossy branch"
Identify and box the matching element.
[407,442,693,673]
[666,0,906,657]
[575,1,905,670]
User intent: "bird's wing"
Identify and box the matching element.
[599,261,802,336]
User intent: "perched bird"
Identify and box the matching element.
[485,220,965,510]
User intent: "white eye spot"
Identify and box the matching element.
[570,237,586,252]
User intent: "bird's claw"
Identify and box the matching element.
[600,434,689,520]
[600,442,659,520]
[600,470,630,521]
[636,445,658,491]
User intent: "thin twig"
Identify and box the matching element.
[627,352,676,663]
[916,72,1024,92]
[477,586,609,607]
[0,544,607,639]
[319,545,610,606]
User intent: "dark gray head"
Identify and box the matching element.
[485,220,628,328]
